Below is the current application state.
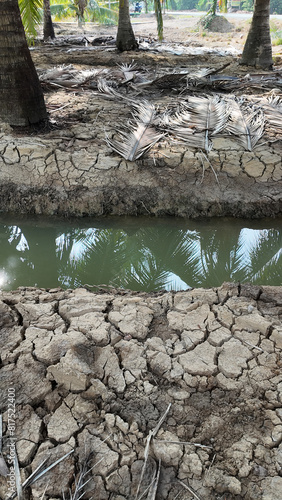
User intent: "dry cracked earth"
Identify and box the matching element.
[1,283,282,499]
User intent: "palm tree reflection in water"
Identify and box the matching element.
[0,219,281,291]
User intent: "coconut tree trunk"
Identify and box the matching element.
[43,0,55,40]
[0,0,47,126]
[240,0,273,69]
[116,0,138,51]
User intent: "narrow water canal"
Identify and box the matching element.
[0,215,281,291]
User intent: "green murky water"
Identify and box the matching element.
[0,215,281,291]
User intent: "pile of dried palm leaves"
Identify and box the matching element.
[39,63,282,161]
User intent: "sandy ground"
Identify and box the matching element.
[52,11,282,63]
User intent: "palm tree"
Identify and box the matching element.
[0,0,47,126]
[43,0,55,40]
[154,0,163,41]
[241,0,273,69]
[116,0,138,51]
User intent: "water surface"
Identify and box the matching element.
[0,215,281,291]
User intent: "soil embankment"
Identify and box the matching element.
[0,14,281,218]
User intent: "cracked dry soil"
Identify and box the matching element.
[1,283,282,499]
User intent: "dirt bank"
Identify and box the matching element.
[0,14,281,218]
[0,283,282,499]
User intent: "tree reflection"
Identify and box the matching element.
[0,218,281,291]
[0,225,30,289]
[196,225,248,287]
[58,222,282,291]
[248,229,282,285]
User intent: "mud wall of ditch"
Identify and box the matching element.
[0,120,282,218]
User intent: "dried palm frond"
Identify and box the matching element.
[184,95,229,135]
[247,108,265,149]
[97,78,120,98]
[150,72,188,89]
[97,77,138,104]
[106,101,163,161]
[39,65,75,81]
[225,98,264,150]
[39,66,107,90]
[162,96,229,152]
[117,62,138,84]
[75,69,106,85]
[151,43,240,57]
[261,95,282,132]
[118,62,138,74]
[163,110,208,150]
[185,67,216,88]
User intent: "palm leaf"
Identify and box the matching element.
[246,108,265,150]
[63,228,129,288]
[97,78,123,99]
[263,96,282,132]
[185,67,216,88]
[106,101,163,161]
[162,96,228,152]
[224,98,252,150]
[224,98,264,151]
[148,72,188,89]
[19,0,43,41]
[118,62,138,83]
[50,2,71,20]
[87,0,118,23]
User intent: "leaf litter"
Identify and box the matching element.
[40,62,282,160]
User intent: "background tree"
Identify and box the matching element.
[0,0,47,126]
[19,0,55,41]
[116,0,138,51]
[43,0,55,39]
[154,0,163,40]
[240,0,273,69]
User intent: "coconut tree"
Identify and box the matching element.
[154,0,163,41]
[0,0,47,126]
[116,0,138,51]
[241,0,273,69]
[43,0,55,40]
